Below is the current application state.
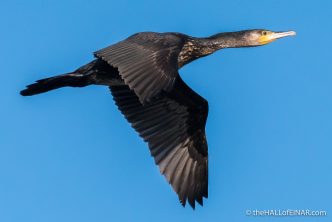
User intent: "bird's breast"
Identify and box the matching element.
[178,41,197,68]
[178,40,214,68]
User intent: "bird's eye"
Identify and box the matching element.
[262,31,268,36]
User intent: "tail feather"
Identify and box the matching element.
[20,73,90,96]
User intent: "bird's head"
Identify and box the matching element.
[207,29,296,50]
[241,29,296,46]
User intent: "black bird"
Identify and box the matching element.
[20,29,296,209]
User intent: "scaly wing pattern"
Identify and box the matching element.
[95,32,185,104]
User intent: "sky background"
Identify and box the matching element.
[1,0,331,221]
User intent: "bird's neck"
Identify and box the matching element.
[178,32,248,68]
[198,31,250,51]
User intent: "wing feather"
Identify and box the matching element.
[110,77,208,208]
[96,32,185,104]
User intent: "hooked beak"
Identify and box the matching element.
[271,31,297,40]
[258,30,296,45]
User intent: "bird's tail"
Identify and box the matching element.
[20,73,91,96]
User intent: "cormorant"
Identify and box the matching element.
[20,29,296,209]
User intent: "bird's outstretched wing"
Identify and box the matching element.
[110,77,208,209]
[95,32,185,104]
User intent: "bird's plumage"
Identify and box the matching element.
[20,29,295,209]
[110,77,208,208]
[95,32,186,104]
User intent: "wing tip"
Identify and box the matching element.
[178,195,207,210]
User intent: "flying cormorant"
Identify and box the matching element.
[20,29,296,209]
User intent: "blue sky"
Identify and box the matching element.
[1,0,331,221]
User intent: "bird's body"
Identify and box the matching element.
[20,29,295,209]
